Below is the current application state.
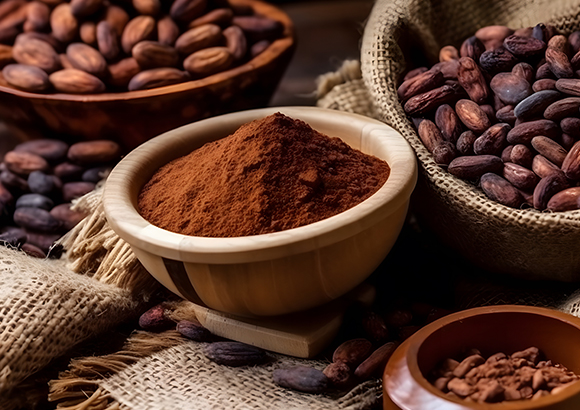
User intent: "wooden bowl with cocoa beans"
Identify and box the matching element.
[0,0,295,151]
[102,106,418,318]
[383,305,580,410]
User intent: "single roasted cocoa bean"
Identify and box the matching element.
[547,35,569,54]
[512,62,535,84]
[50,3,78,44]
[175,24,222,56]
[475,25,514,51]
[132,40,179,68]
[432,141,457,165]
[4,151,49,175]
[510,144,534,168]
[560,117,580,138]
[531,136,568,166]
[1,169,28,191]
[532,155,561,179]
[273,366,328,393]
[14,206,62,232]
[547,187,580,211]
[96,21,120,62]
[502,162,539,191]
[546,47,573,78]
[15,193,53,210]
[132,0,160,16]
[170,0,207,24]
[66,42,107,78]
[12,37,60,73]
[2,63,50,92]
[456,130,477,155]
[223,25,247,61]
[106,57,140,88]
[21,242,45,258]
[190,7,233,29]
[503,35,546,57]
[62,181,95,201]
[138,303,173,330]
[555,78,580,96]
[103,4,129,37]
[570,31,580,53]
[333,338,373,367]
[456,56,489,104]
[49,68,105,94]
[434,104,462,143]
[479,47,518,74]
[490,72,533,105]
[533,78,557,92]
[404,84,461,115]
[354,342,398,380]
[562,140,580,180]
[473,123,510,156]
[53,162,84,181]
[361,311,389,343]
[495,105,516,125]
[323,361,351,389]
[121,15,155,54]
[25,1,50,33]
[14,139,68,163]
[536,62,556,80]
[68,140,121,165]
[397,68,444,101]
[232,15,283,43]
[501,145,514,162]
[480,172,525,208]
[250,39,270,58]
[533,171,569,210]
[50,202,87,230]
[204,341,267,366]
[447,155,503,180]
[183,46,233,77]
[455,99,491,134]
[128,67,190,91]
[176,319,215,342]
[560,133,576,151]
[417,119,444,152]
[79,20,97,45]
[513,90,561,120]
[544,97,580,120]
[460,35,485,61]
[432,59,460,79]
[27,170,56,195]
[506,119,559,144]
[157,15,180,46]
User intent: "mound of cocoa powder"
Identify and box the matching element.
[138,112,390,237]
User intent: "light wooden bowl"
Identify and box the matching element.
[102,106,418,317]
[0,0,295,151]
[384,305,580,410]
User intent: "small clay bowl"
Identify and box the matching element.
[102,106,417,317]
[0,0,295,151]
[383,305,580,410]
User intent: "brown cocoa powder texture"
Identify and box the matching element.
[138,113,390,237]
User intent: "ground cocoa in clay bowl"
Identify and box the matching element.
[137,112,391,237]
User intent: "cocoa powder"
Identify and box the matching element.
[138,113,390,238]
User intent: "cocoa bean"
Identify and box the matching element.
[479,47,518,74]
[562,140,580,180]
[49,68,105,94]
[250,39,270,58]
[81,166,111,183]
[403,67,428,81]
[28,170,56,195]
[495,105,516,125]
[555,78,580,96]
[506,119,559,144]
[434,104,462,143]
[546,47,573,78]
[532,78,557,92]
[570,31,580,53]
[107,57,140,88]
[157,15,179,46]
[175,23,222,56]
[532,155,561,179]
[354,342,398,380]
[2,63,50,92]
[503,35,546,57]
[49,202,86,230]
[511,62,535,84]
[501,145,514,162]
[480,173,524,208]
[333,338,373,367]
[70,0,103,18]
[62,181,95,202]
[79,20,97,46]
[0,169,28,191]
[176,319,214,342]
[4,151,48,175]
[510,144,534,168]
[447,155,503,180]
[460,35,485,61]
[66,42,107,78]
[473,123,510,155]
[21,243,45,258]
[53,162,84,181]
[273,366,328,393]
[404,84,461,115]
[455,99,491,133]
[323,361,351,389]
[457,56,489,104]
[170,0,207,24]
[223,25,247,61]
[417,119,444,152]
[544,97,580,121]
[560,133,576,151]
[433,141,457,165]
[96,21,120,62]
[513,90,561,120]
[479,104,497,123]
[232,15,283,43]
[128,67,190,91]
[132,40,179,68]
[502,162,539,191]
[25,230,60,253]
[547,35,569,54]
[15,193,52,209]
[132,0,160,16]
[454,354,486,378]
[536,62,556,80]
[50,3,78,44]
[531,136,568,166]
[14,206,62,232]
[0,228,26,248]
[25,1,50,33]
[547,187,580,211]
[431,59,459,79]
[475,25,514,51]
[103,4,129,37]
[204,341,267,366]
[138,303,173,330]
[397,68,444,101]
[183,46,233,77]
[68,140,121,165]
[533,171,569,210]
[490,72,532,105]
[14,139,68,163]
[12,37,60,73]
[456,130,477,155]
[121,15,155,54]
[190,8,230,29]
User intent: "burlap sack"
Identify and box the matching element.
[359,0,580,281]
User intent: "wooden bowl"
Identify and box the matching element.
[102,106,418,317]
[0,0,295,152]
[383,305,580,410]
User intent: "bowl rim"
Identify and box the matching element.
[384,305,580,410]
[102,106,418,263]
[0,0,295,103]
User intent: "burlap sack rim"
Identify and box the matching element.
[360,0,580,229]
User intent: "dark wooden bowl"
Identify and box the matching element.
[0,0,295,151]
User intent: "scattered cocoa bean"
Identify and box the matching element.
[204,341,267,366]
[273,366,328,394]
[176,319,215,342]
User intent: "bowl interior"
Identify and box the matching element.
[103,106,418,264]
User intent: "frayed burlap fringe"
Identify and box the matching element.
[59,187,159,299]
[48,330,185,410]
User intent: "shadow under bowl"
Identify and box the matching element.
[384,305,580,410]
[102,106,417,317]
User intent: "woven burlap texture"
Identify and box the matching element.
[0,246,139,402]
[359,0,580,281]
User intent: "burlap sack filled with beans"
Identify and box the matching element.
[359,0,580,281]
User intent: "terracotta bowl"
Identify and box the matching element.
[102,106,418,317]
[383,305,580,410]
[0,0,295,152]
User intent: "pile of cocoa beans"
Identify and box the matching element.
[0,0,283,93]
[399,23,580,212]
[0,138,121,258]
[139,299,454,395]
[430,346,580,403]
